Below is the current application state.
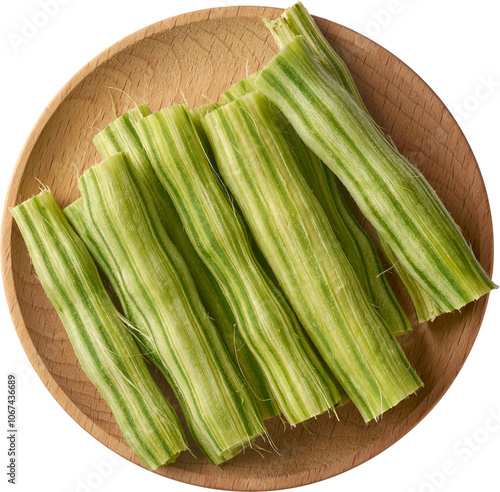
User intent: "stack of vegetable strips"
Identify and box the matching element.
[11,1,496,469]
[255,3,496,322]
[65,152,266,465]
[11,191,188,469]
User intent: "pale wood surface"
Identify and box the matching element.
[1,6,494,490]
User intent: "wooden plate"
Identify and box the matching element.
[1,6,494,491]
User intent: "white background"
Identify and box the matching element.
[1,1,499,491]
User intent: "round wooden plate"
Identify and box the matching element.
[1,5,494,491]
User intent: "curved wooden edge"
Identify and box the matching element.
[1,5,496,491]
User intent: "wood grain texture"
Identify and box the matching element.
[1,6,494,490]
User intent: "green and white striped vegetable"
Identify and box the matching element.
[65,153,265,465]
[263,2,437,320]
[286,131,413,335]
[255,35,497,322]
[263,2,368,115]
[222,72,412,336]
[203,92,422,422]
[135,104,343,426]
[11,190,188,469]
[92,106,278,421]
[190,102,350,400]
[190,101,286,293]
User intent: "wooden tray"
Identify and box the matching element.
[1,6,494,491]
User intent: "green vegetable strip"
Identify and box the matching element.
[294,140,413,335]
[263,1,396,158]
[92,106,278,420]
[190,105,351,399]
[191,97,354,407]
[135,105,343,426]
[203,92,421,422]
[264,7,496,319]
[222,75,412,336]
[190,101,285,292]
[255,36,497,321]
[11,191,188,470]
[263,2,368,115]
[68,153,265,465]
[263,3,439,320]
